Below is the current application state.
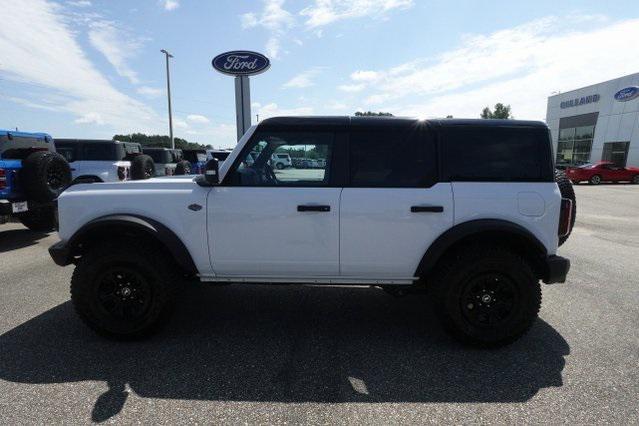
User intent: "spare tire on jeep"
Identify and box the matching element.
[130,154,155,180]
[555,169,576,246]
[175,160,191,175]
[20,151,71,203]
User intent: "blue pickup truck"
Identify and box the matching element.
[0,130,71,231]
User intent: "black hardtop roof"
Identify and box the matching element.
[258,116,547,129]
[143,147,176,151]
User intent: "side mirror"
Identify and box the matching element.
[203,159,219,185]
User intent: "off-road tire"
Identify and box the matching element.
[430,246,541,348]
[555,169,576,246]
[130,154,155,180]
[70,240,180,339]
[589,174,602,185]
[17,206,57,232]
[175,160,191,175]
[20,151,71,202]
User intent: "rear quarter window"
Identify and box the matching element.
[441,126,553,182]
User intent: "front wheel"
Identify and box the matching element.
[430,246,541,347]
[589,174,602,185]
[70,241,179,339]
[632,175,639,184]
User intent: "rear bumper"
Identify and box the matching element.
[542,255,570,284]
[49,240,72,266]
[0,199,26,215]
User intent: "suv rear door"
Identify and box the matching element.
[339,121,453,280]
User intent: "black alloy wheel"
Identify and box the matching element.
[460,272,519,328]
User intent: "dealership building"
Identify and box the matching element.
[546,72,639,168]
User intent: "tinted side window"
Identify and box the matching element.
[348,125,436,187]
[442,126,552,182]
[54,142,77,162]
[83,143,117,161]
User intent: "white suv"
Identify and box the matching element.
[55,139,151,183]
[49,117,573,347]
[271,153,292,169]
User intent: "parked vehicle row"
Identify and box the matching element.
[1,130,227,232]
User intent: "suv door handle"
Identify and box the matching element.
[297,205,331,212]
[411,205,444,213]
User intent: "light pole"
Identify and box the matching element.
[160,49,174,149]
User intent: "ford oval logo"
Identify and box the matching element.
[614,86,639,102]
[212,51,270,76]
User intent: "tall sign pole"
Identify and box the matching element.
[212,51,270,142]
[234,76,251,141]
[160,49,175,149]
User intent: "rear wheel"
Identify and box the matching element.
[175,160,191,175]
[130,154,155,180]
[632,175,639,184]
[275,162,284,170]
[17,206,57,232]
[430,246,541,347]
[589,174,601,185]
[70,241,180,339]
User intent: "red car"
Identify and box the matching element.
[566,161,639,185]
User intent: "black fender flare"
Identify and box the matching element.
[414,219,548,278]
[49,214,198,275]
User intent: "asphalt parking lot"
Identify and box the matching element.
[0,185,638,424]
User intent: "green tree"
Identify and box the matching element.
[354,111,394,117]
[480,103,512,119]
[113,133,212,150]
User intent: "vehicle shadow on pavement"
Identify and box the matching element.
[0,284,569,422]
[0,229,49,253]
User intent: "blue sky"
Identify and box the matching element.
[2,0,639,148]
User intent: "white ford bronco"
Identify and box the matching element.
[49,117,573,347]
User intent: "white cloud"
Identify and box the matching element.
[350,70,379,82]
[265,37,282,59]
[88,20,143,84]
[301,0,414,28]
[67,0,91,7]
[282,68,323,89]
[338,83,365,92]
[137,86,164,98]
[75,112,104,125]
[163,0,179,11]
[345,15,639,120]
[186,114,210,124]
[253,102,313,119]
[240,0,294,59]
[0,0,160,133]
[174,119,189,129]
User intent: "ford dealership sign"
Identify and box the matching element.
[212,51,270,76]
[614,86,639,102]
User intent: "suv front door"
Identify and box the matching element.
[208,130,341,277]
[339,122,453,279]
